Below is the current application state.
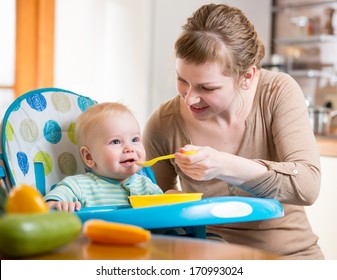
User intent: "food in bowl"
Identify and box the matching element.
[129,193,203,208]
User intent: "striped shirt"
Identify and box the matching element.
[44,172,163,207]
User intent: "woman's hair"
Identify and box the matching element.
[75,102,131,147]
[174,4,265,84]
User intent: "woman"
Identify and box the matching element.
[143,3,323,259]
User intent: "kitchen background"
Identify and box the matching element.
[0,0,336,259]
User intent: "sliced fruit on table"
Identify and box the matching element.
[83,219,151,245]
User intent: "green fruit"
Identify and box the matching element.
[0,212,82,258]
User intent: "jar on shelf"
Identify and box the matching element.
[291,16,309,37]
[322,7,335,35]
[308,17,321,36]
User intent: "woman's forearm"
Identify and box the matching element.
[216,153,268,185]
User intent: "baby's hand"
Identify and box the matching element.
[46,200,81,213]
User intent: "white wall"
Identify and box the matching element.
[54,0,272,127]
[305,156,337,259]
[54,0,153,126]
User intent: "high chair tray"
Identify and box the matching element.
[76,196,284,229]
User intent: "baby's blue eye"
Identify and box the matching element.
[111,139,120,144]
[132,137,141,143]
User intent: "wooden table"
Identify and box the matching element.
[3,235,281,260]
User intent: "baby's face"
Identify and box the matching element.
[86,111,146,181]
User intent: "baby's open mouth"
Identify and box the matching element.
[120,159,136,165]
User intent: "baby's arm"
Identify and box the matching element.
[44,177,82,212]
[46,200,81,213]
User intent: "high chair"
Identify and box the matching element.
[0,87,284,238]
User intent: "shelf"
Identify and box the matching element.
[275,34,337,45]
[272,0,337,13]
[289,69,336,79]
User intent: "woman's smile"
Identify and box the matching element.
[189,104,209,114]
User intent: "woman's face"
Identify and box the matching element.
[175,58,237,120]
[82,111,145,181]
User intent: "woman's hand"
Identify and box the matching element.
[175,144,268,185]
[46,200,81,212]
[174,145,225,181]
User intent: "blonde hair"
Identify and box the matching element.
[75,102,132,147]
[175,4,265,85]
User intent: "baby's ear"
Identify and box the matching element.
[80,146,95,168]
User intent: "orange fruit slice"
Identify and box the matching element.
[83,219,151,245]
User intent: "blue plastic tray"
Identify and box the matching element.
[76,196,284,229]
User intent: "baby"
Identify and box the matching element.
[44,102,163,212]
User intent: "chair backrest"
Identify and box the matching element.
[1,88,97,195]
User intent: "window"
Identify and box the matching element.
[0,0,54,119]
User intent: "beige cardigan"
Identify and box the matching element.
[143,69,323,259]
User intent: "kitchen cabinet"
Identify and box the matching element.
[272,0,337,75]
[273,32,337,83]
[271,0,337,136]
[275,34,337,45]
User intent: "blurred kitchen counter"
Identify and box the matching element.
[316,135,337,157]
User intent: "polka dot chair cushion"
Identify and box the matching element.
[2,88,97,195]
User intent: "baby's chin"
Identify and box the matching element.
[119,166,141,178]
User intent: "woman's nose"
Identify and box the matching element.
[185,88,201,105]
